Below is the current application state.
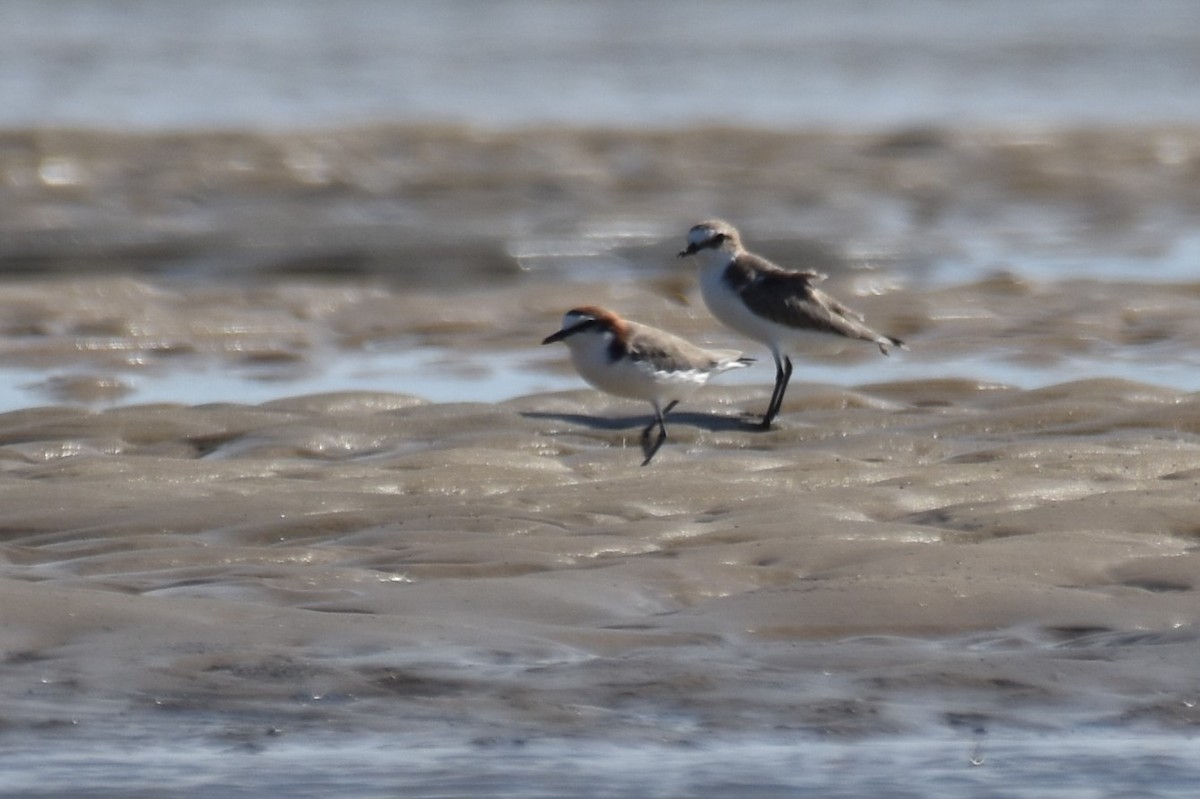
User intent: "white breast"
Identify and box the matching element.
[696,253,783,345]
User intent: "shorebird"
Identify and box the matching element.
[678,220,905,429]
[542,305,752,465]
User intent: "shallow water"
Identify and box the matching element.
[3,123,1200,407]
[4,0,1200,130]
[7,729,1200,798]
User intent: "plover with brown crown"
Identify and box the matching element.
[678,220,905,429]
[542,305,752,465]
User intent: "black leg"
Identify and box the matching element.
[761,354,784,428]
[640,402,674,466]
[775,355,794,421]
[760,354,792,429]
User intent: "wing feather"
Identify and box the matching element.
[724,259,901,351]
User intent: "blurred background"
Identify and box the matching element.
[5,0,1199,130]
[1,0,1199,405]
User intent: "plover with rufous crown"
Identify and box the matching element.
[678,220,906,429]
[542,305,753,465]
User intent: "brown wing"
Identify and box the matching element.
[723,252,826,290]
[738,268,891,345]
[622,325,724,373]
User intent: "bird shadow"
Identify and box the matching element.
[520,409,760,433]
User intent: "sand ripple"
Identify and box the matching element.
[2,375,1199,737]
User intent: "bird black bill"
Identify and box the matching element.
[542,316,600,345]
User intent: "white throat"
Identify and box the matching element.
[694,246,737,294]
[693,245,733,275]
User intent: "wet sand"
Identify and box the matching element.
[2,125,1200,793]
[3,276,1200,745]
